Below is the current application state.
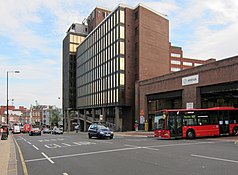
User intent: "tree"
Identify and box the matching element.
[49,109,61,127]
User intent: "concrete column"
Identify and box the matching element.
[67,110,70,132]
[84,109,87,132]
[102,108,106,123]
[92,109,95,122]
[64,111,67,132]
[115,107,122,131]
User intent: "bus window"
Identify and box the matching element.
[154,112,166,130]
[198,116,209,125]
[210,111,218,124]
[230,110,238,124]
[183,115,197,126]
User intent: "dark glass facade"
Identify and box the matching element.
[76,7,126,109]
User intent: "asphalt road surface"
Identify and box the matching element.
[13,132,238,175]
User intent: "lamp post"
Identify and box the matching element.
[7,71,20,131]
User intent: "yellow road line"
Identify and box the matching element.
[12,135,29,175]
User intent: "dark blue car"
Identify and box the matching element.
[88,124,114,139]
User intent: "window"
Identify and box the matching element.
[198,116,209,125]
[194,63,202,67]
[171,60,181,65]
[171,67,181,72]
[171,53,181,58]
[120,73,125,85]
[120,26,125,39]
[183,62,193,66]
[120,42,125,54]
[183,115,197,126]
[120,57,125,70]
[120,10,125,23]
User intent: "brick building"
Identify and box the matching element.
[137,55,238,130]
[63,4,217,131]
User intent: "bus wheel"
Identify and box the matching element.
[186,130,195,139]
[233,127,238,136]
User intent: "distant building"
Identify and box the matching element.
[169,43,216,72]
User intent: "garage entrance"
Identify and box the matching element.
[200,82,238,108]
[147,90,182,131]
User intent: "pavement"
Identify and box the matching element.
[0,131,153,175]
[0,134,17,175]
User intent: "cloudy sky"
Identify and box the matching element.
[0,0,238,109]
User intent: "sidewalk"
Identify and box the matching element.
[114,131,155,138]
[0,134,17,175]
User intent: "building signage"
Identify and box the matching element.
[140,116,145,124]
[186,102,194,109]
[182,75,199,86]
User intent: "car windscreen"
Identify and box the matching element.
[97,125,109,130]
[32,128,40,131]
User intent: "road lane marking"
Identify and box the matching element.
[44,144,62,148]
[27,141,32,145]
[12,135,29,175]
[63,173,69,175]
[124,144,159,151]
[62,143,72,146]
[191,154,238,164]
[32,145,39,150]
[141,147,159,151]
[25,141,214,163]
[41,152,54,164]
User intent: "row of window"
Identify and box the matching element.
[77,57,125,84]
[77,73,125,96]
[77,89,120,107]
[76,7,126,107]
[171,60,193,66]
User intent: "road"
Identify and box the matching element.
[13,133,238,175]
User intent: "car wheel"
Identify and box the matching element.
[88,133,92,139]
[110,136,113,139]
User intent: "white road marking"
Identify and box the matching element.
[44,144,62,149]
[27,141,32,145]
[124,144,159,151]
[41,152,54,164]
[62,143,72,146]
[25,141,214,163]
[63,173,69,175]
[141,147,159,151]
[191,154,238,164]
[32,145,39,150]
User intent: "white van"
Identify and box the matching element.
[13,125,20,134]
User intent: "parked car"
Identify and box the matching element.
[29,127,41,136]
[52,127,63,135]
[88,124,114,139]
[42,128,51,134]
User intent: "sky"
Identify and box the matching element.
[0,0,238,109]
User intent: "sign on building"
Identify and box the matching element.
[182,74,199,86]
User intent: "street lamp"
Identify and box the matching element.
[7,70,20,130]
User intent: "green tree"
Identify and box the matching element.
[49,109,61,127]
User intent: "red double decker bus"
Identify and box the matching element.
[154,107,238,139]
